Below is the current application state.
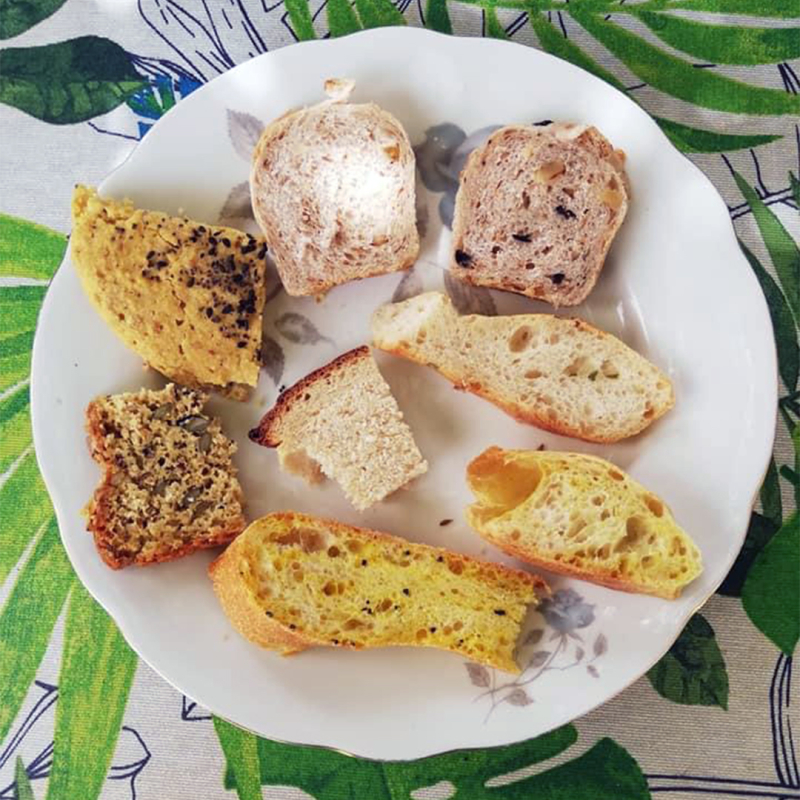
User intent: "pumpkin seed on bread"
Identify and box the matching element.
[71,185,268,399]
[209,512,547,672]
[85,384,245,568]
[466,447,702,599]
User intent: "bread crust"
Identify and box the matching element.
[248,346,370,446]
[377,312,675,444]
[474,533,681,600]
[209,531,311,654]
[208,512,548,670]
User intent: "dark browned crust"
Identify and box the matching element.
[248,346,371,447]
[84,398,245,570]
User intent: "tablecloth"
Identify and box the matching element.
[1,1,798,798]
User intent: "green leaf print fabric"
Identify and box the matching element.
[0,1,797,798]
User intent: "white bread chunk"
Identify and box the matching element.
[250,79,419,296]
[371,292,674,443]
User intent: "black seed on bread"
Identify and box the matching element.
[450,123,629,307]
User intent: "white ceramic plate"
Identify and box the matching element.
[31,28,776,760]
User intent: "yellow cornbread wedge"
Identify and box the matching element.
[71,185,268,398]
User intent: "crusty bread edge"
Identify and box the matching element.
[209,533,311,654]
[85,399,245,569]
[373,316,676,444]
[208,511,549,671]
[249,346,371,447]
[468,524,695,600]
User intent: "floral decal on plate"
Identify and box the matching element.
[466,589,608,718]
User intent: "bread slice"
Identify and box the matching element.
[249,79,419,296]
[371,292,674,443]
[71,185,268,398]
[249,346,427,510]
[450,123,628,307]
[85,384,245,569]
[209,511,547,672]
[466,447,702,599]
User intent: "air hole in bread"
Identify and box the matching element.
[644,495,664,517]
[525,369,543,380]
[614,516,649,555]
[508,326,533,353]
[608,469,624,481]
[327,545,341,557]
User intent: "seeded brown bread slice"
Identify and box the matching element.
[85,384,245,568]
[450,123,628,307]
[371,292,674,443]
[249,346,427,510]
[209,511,548,672]
[466,447,703,599]
[249,79,419,296]
[71,185,268,398]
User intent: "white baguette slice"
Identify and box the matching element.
[451,123,628,307]
[249,347,427,510]
[466,448,702,599]
[371,292,674,443]
[209,512,547,672]
[250,79,419,296]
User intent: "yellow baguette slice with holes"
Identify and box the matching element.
[465,447,702,599]
[209,512,547,672]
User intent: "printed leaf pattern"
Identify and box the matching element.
[260,333,285,385]
[275,312,332,345]
[327,0,363,36]
[719,512,780,597]
[740,242,798,392]
[655,118,781,154]
[213,717,263,800]
[14,757,35,800]
[392,268,424,302]
[734,172,800,324]
[444,272,497,316]
[465,662,491,688]
[742,514,799,655]
[219,181,253,220]
[0,37,146,123]
[647,614,730,709]
[227,109,264,161]
[0,0,69,39]
[45,586,138,800]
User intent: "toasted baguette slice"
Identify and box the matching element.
[249,347,427,510]
[371,292,674,443]
[209,512,547,672]
[71,185,268,398]
[466,447,702,599]
[250,79,419,297]
[85,384,245,568]
[451,123,628,307]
